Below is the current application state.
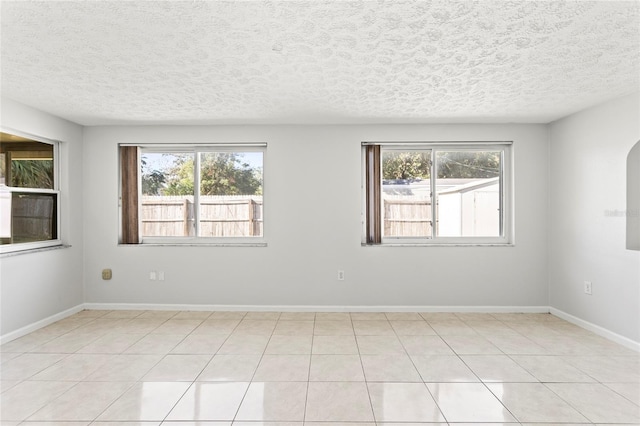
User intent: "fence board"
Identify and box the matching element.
[383,198,432,237]
[141,195,262,237]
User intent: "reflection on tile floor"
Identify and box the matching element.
[1,310,638,425]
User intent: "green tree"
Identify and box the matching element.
[382,151,500,181]
[141,170,166,195]
[162,154,193,196]
[436,151,500,178]
[382,151,431,180]
[164,153,262,196]
[140,157,167,195]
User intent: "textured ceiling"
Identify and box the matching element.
[1,1,639,125]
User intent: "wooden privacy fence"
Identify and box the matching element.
[141,195,263,237]
[142,193,493,238]
[384,198,432,237]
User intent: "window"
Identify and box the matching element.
[364,142,512,245]
[1,131,60,253]
[120,144,265,244]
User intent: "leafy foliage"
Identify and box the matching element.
[141,169,166,195]
[436,151,500,178]
[141,157,167,195]
[382,150,500,181]
[142,152,262,196]
[382,151,431,180]
[10,160,54,189]
[197,153,262,196]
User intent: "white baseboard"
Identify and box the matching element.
[550,307,640,352]
[0,304,84,345]
[83,302,551,314]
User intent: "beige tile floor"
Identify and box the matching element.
[1,310,639,425]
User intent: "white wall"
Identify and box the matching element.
[83,124,549,308]
[549,92,640,343]
[0,97,84,336]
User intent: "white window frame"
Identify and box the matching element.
[0,127,62,254]
[363,141,513,246]
[131,143,266,246]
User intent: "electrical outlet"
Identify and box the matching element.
[584,281,592,295]
[158,271,165,281]
[150,271,157,281]
[101,269,112,280]
[337,270,345,281]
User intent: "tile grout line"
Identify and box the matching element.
[394,314,449,423]
[464,316,606,424]
[602,381,640,407]
[4,310,639,424]
[89,312,208,424]
[352,312,378,424]
[301,312,316,424]
[229,311,279,423]
[157,314,240,424]
[455,321,530,424]
[7,310,134,423]
[537,380,596,424]
[86,311,224,423]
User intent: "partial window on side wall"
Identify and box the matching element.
[120,144,265,245]
[1,130,60,253]
[363,142,513,245]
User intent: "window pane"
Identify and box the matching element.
[199,152,263,237]
[436,151,501,237]
[0,192,57,244]
[10,159,54,189]
[141,152,194,237]
[0,154,6,186]
[381,150,432,238]
[0,138,54,189]
[0,188,10,238]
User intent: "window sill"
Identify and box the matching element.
[0,244,71,258]
[119,242,268,248]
